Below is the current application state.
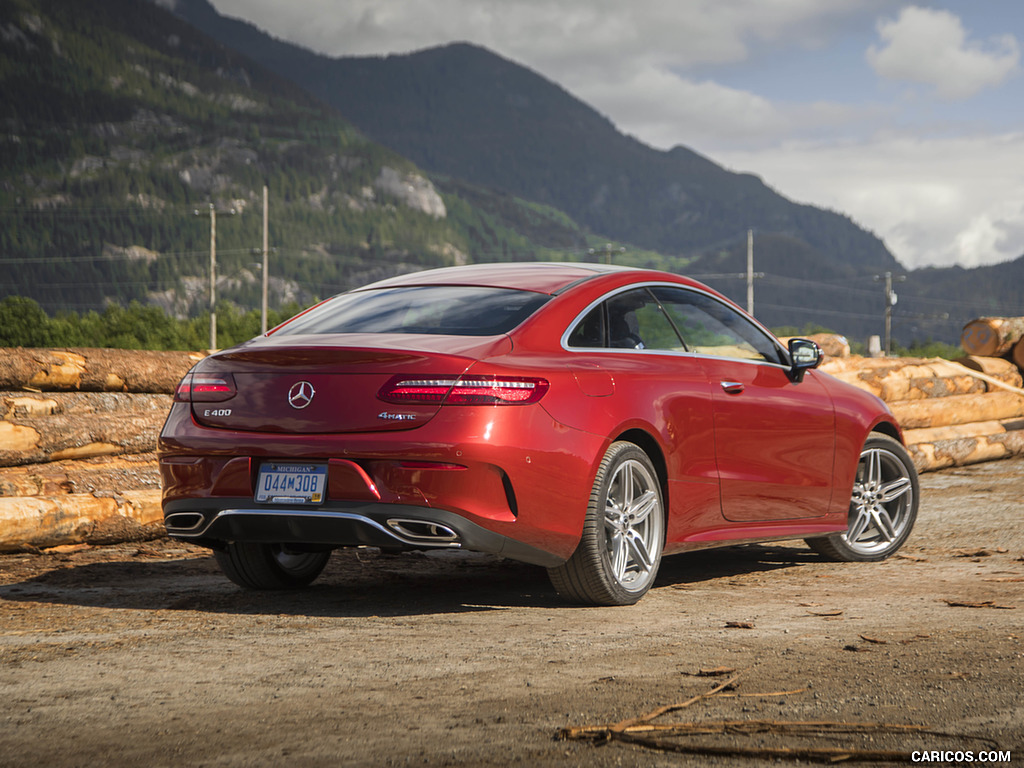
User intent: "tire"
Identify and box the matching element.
[807,433,918,562]
[214,542,330,589]
[548,442,665,605]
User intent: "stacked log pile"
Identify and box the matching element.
[821,316,1024,473]
[0,348,201,552]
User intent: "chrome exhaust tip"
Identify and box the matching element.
[385,518,460,544]
[164,512,205,532]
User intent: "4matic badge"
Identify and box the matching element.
[378,411,416,421]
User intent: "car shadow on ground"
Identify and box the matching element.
[0,542,822,619]
[655,542,820,587]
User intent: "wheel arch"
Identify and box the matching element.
[870,418,902,444]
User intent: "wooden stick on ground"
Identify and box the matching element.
[609,673,742,734]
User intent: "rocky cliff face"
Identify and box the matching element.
[374,167,447,219]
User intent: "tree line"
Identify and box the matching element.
[1,294,960,358]
[0,296,303,351]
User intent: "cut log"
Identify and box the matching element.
[1014,339,1024,372]
[954,355,1024,383]
[960,317,1024,357]
[0,453,159,498]
[823,357,1022,401]
[889,392,1024,429]
[908,430,1024,473]
[825,361,983,401]
[0,489,163,552]
[820,355,925,375]
[0,348,204,393]
[0,405,168,467]
[3,391,171,418]
[904,418,1024,446]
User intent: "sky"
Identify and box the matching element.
[210,0,1023,271]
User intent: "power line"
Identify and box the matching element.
[755,302,880,321]
[0,248,254,264]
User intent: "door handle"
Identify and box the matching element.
[720,381,745,394]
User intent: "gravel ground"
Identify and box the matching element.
[1,457,1022,767]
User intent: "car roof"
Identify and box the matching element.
[356,262,647,295]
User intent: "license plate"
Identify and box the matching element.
[256,463,327,504]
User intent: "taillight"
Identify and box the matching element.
[173,372,236,403]
[378,375,549,405]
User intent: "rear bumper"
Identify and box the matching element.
[163,498,563,567]
[159,401,608,563]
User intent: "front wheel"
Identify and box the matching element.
[807,433,918,562]
[214,542,331,589]
[548,442,665,605]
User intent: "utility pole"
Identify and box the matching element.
[194,203,217,352]
[746,229,754,315]
[589,243,625,264]
[874,271,906,355]
[738,229,764,316]
[195,203,236,352]
[261,184,269,334]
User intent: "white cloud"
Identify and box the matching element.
[215,0,889,70]
[716,132,1024,269]
[567,68,784,151]
[867,6,1019,99]
[578,68,891,153]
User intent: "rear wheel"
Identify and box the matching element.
[214,542,330,589]
[807,433,918,561]
[548,442,664,605]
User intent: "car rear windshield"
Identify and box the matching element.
[274,285,551,337]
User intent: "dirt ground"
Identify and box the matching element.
[1,457,1022,767]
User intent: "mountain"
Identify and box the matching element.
[0,0,604,317]
[159,0,1024,345]
[163,3,898,270]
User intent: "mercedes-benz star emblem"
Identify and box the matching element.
[287,381,315,409]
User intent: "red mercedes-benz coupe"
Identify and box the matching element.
[159,263,918,605]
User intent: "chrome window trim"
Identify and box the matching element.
[559,280,792,370]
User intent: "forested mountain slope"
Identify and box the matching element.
[0,0,607,317]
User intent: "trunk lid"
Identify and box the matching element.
[190,334,510,434]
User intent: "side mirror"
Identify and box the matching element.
[787,338,822,383]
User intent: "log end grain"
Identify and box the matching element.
[960,317,1024,358]
[1013,339,1024,372]
[961,320,1001,357]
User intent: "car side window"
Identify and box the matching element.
[651,286,784,364]
[567,304,607,347]
[569,289,684,351]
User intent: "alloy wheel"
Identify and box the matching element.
[603,457,663,592]
[843,445,915,555]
